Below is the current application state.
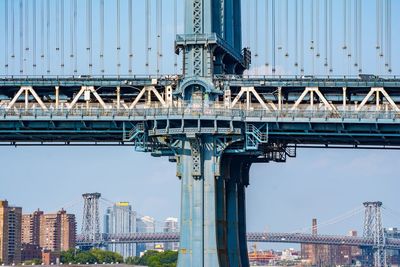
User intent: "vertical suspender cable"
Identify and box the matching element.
[100,0,104,73]
[24,0,29,73]
[117,0,121,75]
[174,0,177,72]
[145,0,151,74]
[376,0,380,72]
[300,0,304,74]
[46,0,50,74]
[128,0,133,74]
[156,0,162,75]
[11,0,15,73]
[254,0,259,75]
[285,0,289,58]
[5,0,8,74]
[86,0,93,74]
[329,0,333,73]
[61,0,64,73]
[385,0,389,70]
[324,0,328,73]
[265,0,269,71]
[316,0,320,58]
[56,0,59,53]
[32,0,36,73]
[40,0,44,73]
[343,0,347,71]
[19,0,23,73]
[69,0,73,73]
[277,0,281,51]
[294,0,298,71]
[353,0,357,71]
[310,0,315,74]
[387,0,391,73]
[358,0,362,73]
[347,0,352,74]
[272,0,276,74]
[73,0,77,73]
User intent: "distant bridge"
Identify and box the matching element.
[76,232,400,250]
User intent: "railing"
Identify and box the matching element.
[0,105,399,121]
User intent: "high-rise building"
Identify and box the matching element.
[136,216,156,256]
[104,202,136,258]
[22,210,43,246]
[0,200,9,265]
[163,217,179,251]
[0,200,22,265]
[22,209,76,256]
[7,206,22,264]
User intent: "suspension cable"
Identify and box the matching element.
[100,0,104,74]
[116,0,121,75]
[40,0,43,73]
[32,0,36,73]
[315,0,320,58]
[285,0,289,58]
[353,0,358,72]
[300,0,304,74]
[272,0,276,74]
[61,0,64,73]
[19,0,23,73]
[294,0,298,71]
[69,0,73,73]
[24,0,29,73]
[46,0,50,74]
[86,0,93,74]
[73,0,77,73]
[265,0,269,70]
[145,0,150,74]
[329,0,332,73]
[174,0,177,72]
[358,0,362,73]
[347,0,352,74]
[56,0,60,53]
[384,0,389,70]
[324,0,328,73]
[5,0,8,74]
[128,0,133,74]
[387,0,392,73]
[11,0,15,73]
[156,0,163,75]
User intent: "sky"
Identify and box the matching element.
[0,0,400,251]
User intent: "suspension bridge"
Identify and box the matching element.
[1,0,400,267]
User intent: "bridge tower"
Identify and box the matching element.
[362,201,387,267]
[81,192,102,248]
[170,1,275,267]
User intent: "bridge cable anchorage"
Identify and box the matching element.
[100,0,104,73]
[4,0,8,75]
[128,0,133,75]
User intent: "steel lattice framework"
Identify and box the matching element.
[75,232,400,250]
[81,193,102,246]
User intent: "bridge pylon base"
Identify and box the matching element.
[176,137,251,267]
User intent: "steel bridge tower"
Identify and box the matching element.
[362,201,387,267]
[172,1,273,266]
[81,192,102,248]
